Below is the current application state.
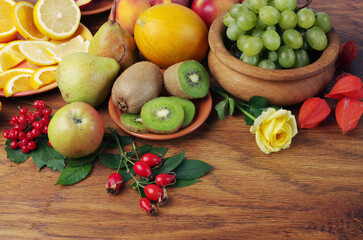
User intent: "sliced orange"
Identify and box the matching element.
[0,0,18,43]
[0,43,5,50]
[0,67,34,89]
[0,40,25,72]
[19,41,57,66]
[29,66,57,90]
[3,73,32,97]
[34,0,81,40]
[12,1,49,41]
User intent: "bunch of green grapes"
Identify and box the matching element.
[223,0,332,69]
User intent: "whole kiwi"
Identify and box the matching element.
[111,61,163,114]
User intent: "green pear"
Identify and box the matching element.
[56,52,120,107]
[88,0,138,70]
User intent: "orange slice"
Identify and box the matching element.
[0,40,25,72]
[29,66,57,90]
[3,73,32,97]
[0,0,18,43]
[12,1,49,41]
[0,67,34,89]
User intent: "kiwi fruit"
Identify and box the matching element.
[111,61,163,114]
[121,113,150,133]
[168,96,195,127]
[163,60,210,99]
[140,97,184,134]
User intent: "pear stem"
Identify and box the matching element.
[110,0,117,24]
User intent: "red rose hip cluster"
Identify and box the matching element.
[3,100,52,153]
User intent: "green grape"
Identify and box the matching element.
[255,17,267,29]
[278,45,296,68]
[229,4,249,18]
[242,0,251,9]
[301,41,309,51]
[251,28,265,38]
[297,8,316,29]
[237,35,250,52]
[268,51,278,62]
[314,12,332,33]
[236,10,257,31]
[223,12,236,27]
[306,26,328,51]
[292,50,310,68]
[226,23,246,41]
[259,6,281,26]
[262,30,281,51]
[274,0,297,11]
[258,59,276,69]
[240,53,260,66]
[267,0,275,7]
[279,10,297,30]
[250,0,267,13]
[266,25,276,31]
[282,29,303,49]
[242,36,264,56]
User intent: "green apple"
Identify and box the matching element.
[48,102,104,158]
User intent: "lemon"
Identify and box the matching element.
[0,67,34,89]
[3,73,32,97]
[46,35,89,63]
[0,43,6,50]
[34,0,81,40]
[50,23,93,45]
[0,40,25,72]
[0,0,18,43]
[29,66,57,90]
[19,41,57,66]
[11,1,49,41]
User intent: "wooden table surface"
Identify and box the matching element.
[1,0,362,239]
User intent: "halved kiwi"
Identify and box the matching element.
[121,113,150,133]
[168,96,195,127]
[164,60,210,99]
[140,97,184,134]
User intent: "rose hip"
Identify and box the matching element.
[155,173,176,187]
[133,161,153,179]
[139,197,156,215]
[144,184,167,204]
[106,173,123,195]
[141,153,162,167]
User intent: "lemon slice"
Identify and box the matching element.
[19,41,57,66]
[0,40,25,72]
[11,1,49,41]
[34,0,81,40]
[0,67,34,89]
[29,65,57,90]
[50,23,93,45]
[0,43,5,50]
[46,35,89,63]
[3,73,32,97]
[0,0,18,43]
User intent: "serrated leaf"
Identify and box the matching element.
[173,160,213,180]
[106,132,134,148]
[170,179,201,188]
[5,139,31,163]
[153,151,185,174]
[150,147,168,157]
[118,167,134,183]
[215,99,228,120]
[249,96,267,108]
[136,145,168,157]
[56,163,92,185]
[66,154,98,167]
[31,137,65,171]
[99,153,124,169]
[136,145,152,154]
[228,98,235,115]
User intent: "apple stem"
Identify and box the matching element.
[110,0,117,24]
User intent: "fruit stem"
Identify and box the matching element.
[110,0,117,24]
[132,142,139,160]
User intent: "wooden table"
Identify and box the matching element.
[1,0,362,239]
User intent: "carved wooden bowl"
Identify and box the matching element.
[208,12,340,106]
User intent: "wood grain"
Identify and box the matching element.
[1,0,363,239]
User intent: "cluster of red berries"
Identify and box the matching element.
[3,100,52,153]
[105,152,176,216]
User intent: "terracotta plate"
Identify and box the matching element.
[81,0,113,16]
[108,92,213,140]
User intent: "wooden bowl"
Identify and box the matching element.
[208,13,340,106]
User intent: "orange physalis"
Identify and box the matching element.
[336,40,358,69]
[335,97,363,134]
[298,97,331,129]
[325,75,363,100]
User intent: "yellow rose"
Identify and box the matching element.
[250,108,298,154]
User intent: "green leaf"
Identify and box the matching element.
[173,160,214,180]
[150,147,168,157]
[228,98,235,115]
[136,145,152,154]
[31,136,66,171]
[215,99,228,120]
[105,131,134,148]
[118,167,134,183]
[170,179,201,188]
[66,154,98,167]
[5,139,31,163]
[249,96,267,108]
[153,151,185,174]
[56,163,92,185]
[99,153,124,169]
[244,115,255,126]
[136,145,168,157]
